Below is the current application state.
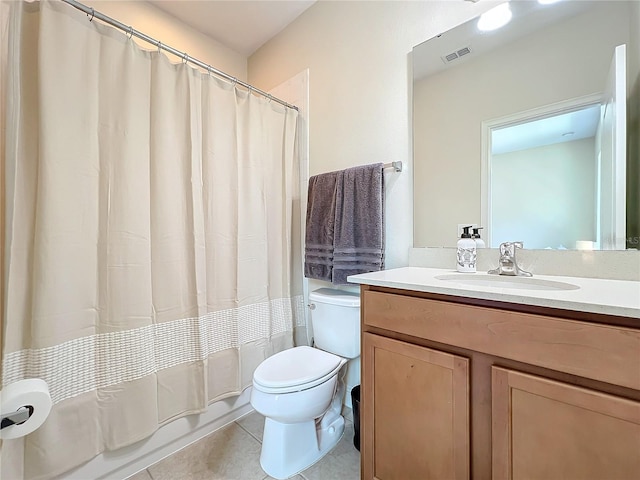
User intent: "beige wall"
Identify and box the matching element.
[248,0,492,268]
[413,2,631,247]
[84,1,247,80]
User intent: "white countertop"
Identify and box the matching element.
[347,267,640,319]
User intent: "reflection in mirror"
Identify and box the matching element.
[412,1,639,250]
[488,101,602,250]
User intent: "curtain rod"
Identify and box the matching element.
[59,0,299,111]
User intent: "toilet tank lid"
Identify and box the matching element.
[309,288,360,307]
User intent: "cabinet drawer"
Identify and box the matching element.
[363,290,640,390]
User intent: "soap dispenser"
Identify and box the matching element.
[472,227,485,248]
[457,226,476,273]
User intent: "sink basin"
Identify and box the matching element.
[434,274,580,291]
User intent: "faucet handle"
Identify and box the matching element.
[498,241,520,256]
[500,241,524,254]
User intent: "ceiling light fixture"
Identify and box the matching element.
[477,2,512,32]
[538,0,562,5]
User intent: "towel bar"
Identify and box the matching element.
[383,161,402,172]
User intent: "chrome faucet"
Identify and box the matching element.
[488,242,532,277]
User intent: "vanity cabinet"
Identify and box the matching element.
[360,286,640,480]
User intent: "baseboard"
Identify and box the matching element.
[58,388,254,480]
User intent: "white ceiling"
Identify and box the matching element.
[148,0,316,56]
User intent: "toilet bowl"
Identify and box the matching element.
[250,288,361,480]
[251,346,347,479]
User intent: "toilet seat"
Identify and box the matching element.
[253,346,345,394]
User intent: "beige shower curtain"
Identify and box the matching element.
[1,1,303,478]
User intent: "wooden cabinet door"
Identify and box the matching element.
[492,367,640,480]
[362,333,470,480]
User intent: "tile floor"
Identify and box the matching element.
[127,410,361,480]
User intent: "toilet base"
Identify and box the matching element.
[259,414,345,479]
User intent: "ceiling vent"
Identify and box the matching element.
[442,46,472,64]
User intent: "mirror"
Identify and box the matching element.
[413,1,639,250]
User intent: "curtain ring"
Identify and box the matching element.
[157,41,162,54]
[207,65,212,76]
[267,94,273,103]
[127,26,133,39]
[231,77,238,87]
[87,7,95,22]
[182,52,188,64]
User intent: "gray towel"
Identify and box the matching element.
[304,171,339,282]
[332,163,384,285]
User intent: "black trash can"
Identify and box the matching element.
[351,385,361,451]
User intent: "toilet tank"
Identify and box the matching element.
[309,288,361,359]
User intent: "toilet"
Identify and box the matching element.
[250,288,361,479]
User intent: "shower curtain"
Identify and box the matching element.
[1,1,303,478]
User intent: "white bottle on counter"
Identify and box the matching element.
[457,226,476,273]
[472,227,486,248]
